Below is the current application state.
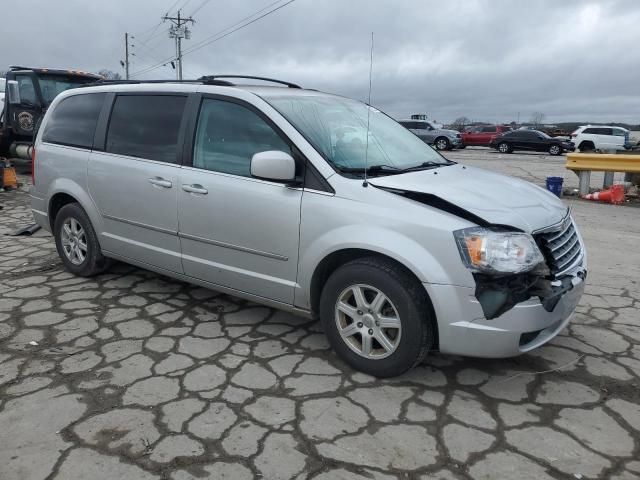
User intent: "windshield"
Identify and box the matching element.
[37,74,96,105]
[266,94,452,176]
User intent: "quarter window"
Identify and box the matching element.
[42,93,105,149]
[193,98,290,177]
[106,95,187,163]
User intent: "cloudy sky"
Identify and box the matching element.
[3,0,639,124]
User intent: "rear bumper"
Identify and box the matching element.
[425,268,586,358]
[30,192,51,233]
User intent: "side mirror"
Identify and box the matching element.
[7,80,21,105]
[251,150,296,183]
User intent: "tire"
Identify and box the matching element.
[548,144,562,156]
[53,203,110,277]
[579,141,595,152]
[458,144,466,149]
[319,257,435,378]
[498,142,512,154]
[434,137,450,151]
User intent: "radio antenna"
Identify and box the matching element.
[363,32,374,188]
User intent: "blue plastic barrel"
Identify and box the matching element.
[546,176,563,197]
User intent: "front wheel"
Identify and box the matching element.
[498,142,512,154]
[434,137,450,150]
[548,144,562,156]
[319,257,435,377]
[54,203,110,276]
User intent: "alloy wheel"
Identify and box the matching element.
[435,139,448,150]
[60,218,88,265]
[499,143,509,153]
[334,284,402,359]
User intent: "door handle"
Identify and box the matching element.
[148,177,172,188]
[182,184,208,195]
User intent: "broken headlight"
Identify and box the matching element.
[454,227,545,274]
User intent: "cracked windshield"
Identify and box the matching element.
[268,95,450,175]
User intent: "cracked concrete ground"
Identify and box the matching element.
[1,150,639,480]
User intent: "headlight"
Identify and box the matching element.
[454,227,545,274]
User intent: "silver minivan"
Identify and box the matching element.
[30,76,587,377]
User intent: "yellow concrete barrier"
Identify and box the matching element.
[566,153,640,173]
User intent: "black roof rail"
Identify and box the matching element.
[75,75,301,89]
[199,75,301,88]
[76,78,235,88]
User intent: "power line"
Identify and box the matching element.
[131,0,295,78]
[182,0,295,57]
[189,0,214,16]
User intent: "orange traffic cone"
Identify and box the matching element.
[582,184,625,204]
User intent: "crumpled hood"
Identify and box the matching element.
[369,164,568,232]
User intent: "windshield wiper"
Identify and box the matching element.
[336,164,404,175]
[397,161,454,173]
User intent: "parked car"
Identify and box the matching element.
[489,129,575,155]
[570,125,630,152]
[31,76,586,377]
[398,119,462,150]
[461,124,512,147]
[543,128,570,138]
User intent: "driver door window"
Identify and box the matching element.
[193,99,291,177]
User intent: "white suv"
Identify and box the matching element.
[571,125,630,152]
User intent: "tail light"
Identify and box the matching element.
[31,147,36,186]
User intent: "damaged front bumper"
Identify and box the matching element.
[424,264,587,358]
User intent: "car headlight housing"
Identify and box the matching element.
[454,227,545,274]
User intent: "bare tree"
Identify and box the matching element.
[97,69,122,80]
[530,112,546,127]
[451,116,471,131]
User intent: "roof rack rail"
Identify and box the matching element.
[199,75,301,88]
[76,78,235,88]
[75,75,301,89]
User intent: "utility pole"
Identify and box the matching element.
[124,33,130,79]
[163,10,194,80]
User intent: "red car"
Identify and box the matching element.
[461,125,512,147]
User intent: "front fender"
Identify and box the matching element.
[295,224,452,310]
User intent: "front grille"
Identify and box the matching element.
[535,216,583,276]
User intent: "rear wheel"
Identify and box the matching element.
[54,203,110,276]
[434,137,450,151]
[319,257,435,377]
[498,142,512,153]
[548,144,562,156]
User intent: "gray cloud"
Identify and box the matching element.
[2,0,638,123]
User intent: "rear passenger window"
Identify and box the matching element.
[481,126,496,133]
[106,95,186,163]
[42,93,105,149]
[193,98,290,177]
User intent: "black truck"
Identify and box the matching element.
[0,66,101,162]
